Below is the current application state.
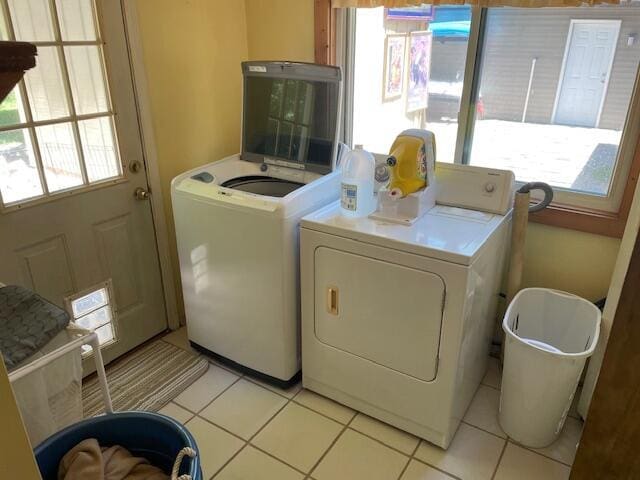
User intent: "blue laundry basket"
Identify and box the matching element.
[34,411,202,480]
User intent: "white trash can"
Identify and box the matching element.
[499,288,601,448]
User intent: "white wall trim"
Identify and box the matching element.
[551,19,622,128]
[120,0,180,330]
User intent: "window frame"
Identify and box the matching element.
[64,279,119,357]
[318,2,640,238]
[0,0,124,212]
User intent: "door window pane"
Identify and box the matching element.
[468,6,640,196]
[55,0,97,41]
[68,284,117,354]
[0,129,43,203]
[75,305,111,330]
[71,287,108,316]
[7,0,55,42]
[94,323,114,346]
[36,123,83,192]
[0,7,9,40]
[24,47,70,121]
[352,6,471,162]
[65,46,109,115]
[78,117,120,182]
[0,87,28,128]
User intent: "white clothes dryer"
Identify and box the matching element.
[300,164,514,448]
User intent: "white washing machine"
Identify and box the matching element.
[172,62,342,386]
[300,164,514,448]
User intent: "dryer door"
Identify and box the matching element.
[314,247,445,381]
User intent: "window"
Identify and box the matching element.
[339,3,640,233]
[65,281,117,354]
[351,6,472,163]
[467,8,640,212]
[0,0,121,208]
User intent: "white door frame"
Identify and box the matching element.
[552,19,621,128]
[120,0,180,330]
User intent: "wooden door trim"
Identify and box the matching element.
[315,0,337,65]
[572,219,640,477]
[120,0,180,330]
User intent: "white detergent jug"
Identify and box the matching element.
[340,145,376,217]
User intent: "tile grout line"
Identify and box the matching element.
[461,382,580,468]
[347,423,418,458]
[207,443,250,480]
[490,438,509,480]
[460,419,506,440]
[395,439,422,480]
[460,399,578,469]
[304,411,358,480]
[460,418,572,469]
[508,438,576,469]
[407,444,463,480]
[207,381,309,479]
[175,372,244,416]
[242,375,301,401]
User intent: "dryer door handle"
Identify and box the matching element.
[327,286,339,315]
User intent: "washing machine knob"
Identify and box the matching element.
[260,163,268,172]
[484,182,496,193]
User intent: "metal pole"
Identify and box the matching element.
[522,57,537,123]
[90,333,113,414]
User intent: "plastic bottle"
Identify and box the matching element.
[340,145,376,217]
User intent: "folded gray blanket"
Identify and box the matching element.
[0,285,70,371]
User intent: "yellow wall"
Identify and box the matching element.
[245,0,315,62]
[0,358,40,479]
[135,0,249,312]
[522,223,619,301]
[134,0,314,317]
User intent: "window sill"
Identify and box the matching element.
[530,143,640,238]
[530,204,627,238]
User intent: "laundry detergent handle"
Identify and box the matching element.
[386,130,436,198]
[340,145,376,217]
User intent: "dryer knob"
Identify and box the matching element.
[484,182,496,193]
[260,163,268,172]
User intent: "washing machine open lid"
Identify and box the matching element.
[220,175,304,198]
[241,62,342,176]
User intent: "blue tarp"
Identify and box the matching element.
[428,20,471,38]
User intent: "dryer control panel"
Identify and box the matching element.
[435,163,515,215]
[372,155,515,215]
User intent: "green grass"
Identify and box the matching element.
[0,90,25,145]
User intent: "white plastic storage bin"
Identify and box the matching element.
[11,327,84,446]
[499,288,600,448]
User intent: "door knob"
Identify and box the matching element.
[134,187,150,200]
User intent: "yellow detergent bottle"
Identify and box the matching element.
[386,129,436,198]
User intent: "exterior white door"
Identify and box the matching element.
[0,1,167,368]
[554,20,620,128]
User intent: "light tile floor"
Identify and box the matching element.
[157,329,582,480]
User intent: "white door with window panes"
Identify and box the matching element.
[554,20,620,128]
[0,0,167,369]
